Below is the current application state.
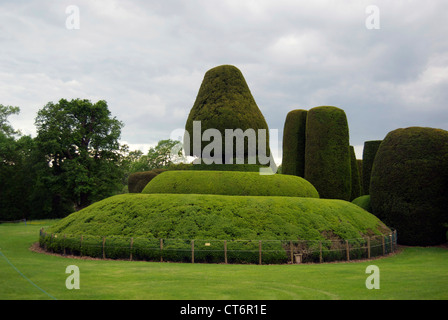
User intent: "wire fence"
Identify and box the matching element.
[39,229,397,265]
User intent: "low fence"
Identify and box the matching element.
[39,229,397,265]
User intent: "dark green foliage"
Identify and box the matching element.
[184,65,270,164]
[362,140,382,195]
[35,98,124,211]
[46,193,390,241]
[282,109,307,177]
[350,146,362,201]
[357,159,363,195]
[352,195,372,212]
[304,106,352,200]
[370,127,448,245]
[128,169,167,193]
[141,170,319,198]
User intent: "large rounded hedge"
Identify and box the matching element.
[141,170,319,198]
[362,140,382,195]
[282,109,307,177]
[46,193,390,241]
[370,127,448,245]
[304,106,352,200]
[184,65,270,164]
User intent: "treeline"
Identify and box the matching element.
[0,99,182,221]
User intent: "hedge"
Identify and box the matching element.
[282,109,308,177]
[141,170,320,198]
[350,146,362,201]
[41,193,392,263]
[184,65,270,164]
[370,127,448,245]
[304,106,352,200]
[128,169,166,193]
[362,140,382,195]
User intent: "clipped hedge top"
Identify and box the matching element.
[141,170,319,198]
[47,193,390,241]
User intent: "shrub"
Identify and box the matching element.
[352,195,372,212]
[127,169,166,193]
[141,170,320,198]
[350,146,362,201]
[184,65,270,164]
[42,193,392,263]
[304,106,352,200]
[370,127,448,245]
[362,140,382,195]
[282,109,308,177]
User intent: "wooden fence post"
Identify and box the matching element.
[346,240,350,261]
[130,237,133,261]
[224,240,228,264]
[191,240,195,264]
[160,239,163,262]
[63,235,66,256]
[102,237,106,259]
[80,235,83,257]
[319,241,323,263]
[390,234,393,252]
[290,241,293,264]
[259,240,262,265]
[367,237,371,259]
[382,236,385,255]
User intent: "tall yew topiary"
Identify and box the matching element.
[350,146,362,201]
[304,106,351,200]
[184,65,270,165]
[370,127,448,245]
[282,109,307,177]
[362,140,382,195]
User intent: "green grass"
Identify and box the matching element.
[1,220,448,300]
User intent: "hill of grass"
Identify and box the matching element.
[46,193,389,240]
[141,170,320,198]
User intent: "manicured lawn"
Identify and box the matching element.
[1,220,447,300]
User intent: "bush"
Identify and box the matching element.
[350,146,362,201]
[141,170,320,198]
[282,109,308,177]
[352,195,372,212]
[184,65,271,164]
[362,140,382,195]
[46,193,390,242]
[127,169,166,193]
[304,106,352,200]
[370,127,448,245]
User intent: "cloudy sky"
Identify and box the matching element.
[1,0,447,162]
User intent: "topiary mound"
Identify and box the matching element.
[46,193,389,241]
[352,195,372,213]
[370,127,448,245]
[141,170,319,198]
[128,169,167,193]
[184,65,271,164]
[304,106,352,200]
[282,109,307,177]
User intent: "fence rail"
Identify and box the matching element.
[38,229,397,265]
